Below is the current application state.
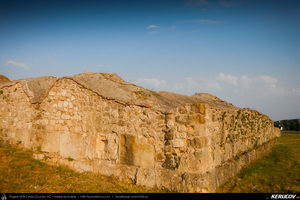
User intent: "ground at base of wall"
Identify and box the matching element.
[0,140,167,193]
[217,132,300,193]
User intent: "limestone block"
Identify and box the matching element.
[82,124,87,132]
[155,169,182,191]
[187,125,195,137]
[95,138,106,158]
[191,114,205,124]
[41,132,60,153]
[59,132,77,158]
[136,168,156,187]
[179,154,201,172]
[119,134,155,168]
[74,126,82,133]
[190,137,208,149]
[194,148,210,172]
[61,114,67,119]
[73,160,92,172]
[27,122,32,129]
[63,101,68,107]
[166,120,174,128]
[61,90,67,97]
[212,147,222,166]
[155,152,165,162]
[105,135,118,160]
[172,139,185,148]
[63,126,69,131]
[178,106,187,114]
[66,120,73,127]
[194,125,206,136]
[49,120,55,126]
[175,115,190,125]
[58,102,63,108]
[177,125,187,132]
[115,165,138,183]
[182,172,214,193]
[175,132,187,139]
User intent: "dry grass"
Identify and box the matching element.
[0,140,166,193]
[217,132,300,193]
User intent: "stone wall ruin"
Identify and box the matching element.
[0,72,281,192]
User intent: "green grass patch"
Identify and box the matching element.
[217,132,300,193]
[0,140,166,193]
[67,157,75,162]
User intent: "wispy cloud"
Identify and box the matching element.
[185,0,209,7]
[132,73,288,97]
[217,73,238,85]
[5,60,28,69]
[181,18,222,24]
[146,24,160,29]
[183,77,222,91]
[216,73,285,96]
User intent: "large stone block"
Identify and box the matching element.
[41,131,60,153]
[119,134,155,168]
[172,139,186,148]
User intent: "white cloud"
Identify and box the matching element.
[181,18,221,24]
[239,75,285,95]
[146,25,160,29]
[5,60,28,69]
[217,73,238,85]
[133,78,167,90]
[132,73,288,97]
[184,77,222,91]
[217,73,285,96]
[170,73,286,97]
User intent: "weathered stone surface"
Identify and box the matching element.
[0,72,281,192]
[136,168,156,187]
[190,137,208,149]
[172,139,185,148]
[119,134,155,168]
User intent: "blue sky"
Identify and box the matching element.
[0,0,299,120]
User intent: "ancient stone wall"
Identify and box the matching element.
[0,74,280,192]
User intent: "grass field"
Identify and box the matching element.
[217,132,300,193]
[0,140,164,193]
